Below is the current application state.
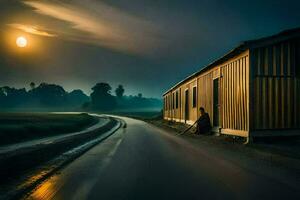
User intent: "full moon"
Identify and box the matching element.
[16,36,27,48]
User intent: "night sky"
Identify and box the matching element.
[0,0,299,97]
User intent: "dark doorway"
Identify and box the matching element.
[185,90,189,122]
[213,79,220,127]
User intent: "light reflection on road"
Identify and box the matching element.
[26,123,125,200]
[24,117,300,199]
[30,177,57,200]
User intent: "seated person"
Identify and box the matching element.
[196,107,212,134]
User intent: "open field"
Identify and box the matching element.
[0,113,99,146]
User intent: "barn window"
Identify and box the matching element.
[192,86,197,108]
[176,91,179,109]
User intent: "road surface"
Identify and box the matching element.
[0,115,109,155]
[26,117,300,200]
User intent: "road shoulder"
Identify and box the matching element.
[147,119,300,170]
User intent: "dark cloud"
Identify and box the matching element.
[0,0,299,97]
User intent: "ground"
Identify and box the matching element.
[23,116,300,200]
[149,118,300,159]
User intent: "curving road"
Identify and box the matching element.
[26,117,300,200]
[0,114,109,155]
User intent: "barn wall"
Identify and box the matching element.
[195,51,249,136]
[250,38,300,131]
[163,92,173,119]
[172,88,182,120]
[164,51,250,137]
[163,78,198,124]
[220,51,250,136]
[197,71,213,124]
[164,32,300,138]
[187,79,198,123]
[163,87,183,121]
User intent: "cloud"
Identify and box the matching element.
[21,0,166,55]
[8,23,57,37]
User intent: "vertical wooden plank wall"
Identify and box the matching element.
[163,86,184,121]
[252,39,300,130]
[174,89,181,120]
[220,53,249,132]
[188,80,198,122]
[163,92,172,119]
[197,72,213,123]
[164,51,250,135]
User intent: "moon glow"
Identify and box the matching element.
[16,36,27,48]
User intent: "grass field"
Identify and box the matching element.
[0,113,99,146]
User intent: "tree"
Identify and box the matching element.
[92,83,112,95]
[115,85,125,98]
[90,82,116,111]
[0,86,28,108]
[31,83,67,107]
[30,82,36,90]
[67,89,90,107]
[138,93,143,98]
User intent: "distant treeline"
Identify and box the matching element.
[0,82,162,111]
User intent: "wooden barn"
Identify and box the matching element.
[163,27,300,140]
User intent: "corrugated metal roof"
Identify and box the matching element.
[163,27,300,96]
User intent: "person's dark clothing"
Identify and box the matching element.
[196,113,211,134]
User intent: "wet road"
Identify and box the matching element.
[26,117,300,200]
[0,114,109,154]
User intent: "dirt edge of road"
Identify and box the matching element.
[0,117,123,200]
